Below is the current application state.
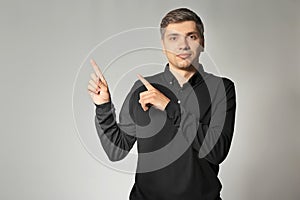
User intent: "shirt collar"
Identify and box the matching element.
[163,63,206,87]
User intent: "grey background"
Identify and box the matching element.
[1,0,299,199]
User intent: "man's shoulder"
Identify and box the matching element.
[128,71,165,93]
[143,71,165,83]
[204,71,235,88]
[132,71,165,87]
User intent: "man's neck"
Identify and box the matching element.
[169,64,199,87]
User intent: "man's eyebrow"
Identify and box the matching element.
[186,31,199,36]
[166,33,180,37]
[166,32,199,37]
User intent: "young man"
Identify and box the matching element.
[88,8,236,200]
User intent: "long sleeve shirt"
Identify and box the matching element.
[94,64,236,200]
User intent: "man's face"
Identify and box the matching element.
[161,21,204,70]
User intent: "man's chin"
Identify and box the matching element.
[177,60,192,68]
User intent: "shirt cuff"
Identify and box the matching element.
[165,100,181,125]
[95,102,112,111]
[95,102,113,119]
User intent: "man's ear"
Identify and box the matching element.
[200,37,205,52]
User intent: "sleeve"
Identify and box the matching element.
[165,78,237,165]
[94,83,138,162]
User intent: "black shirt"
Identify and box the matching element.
[95,64,236,200]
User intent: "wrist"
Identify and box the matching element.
[94,101,111,108]
[162,98,171,111]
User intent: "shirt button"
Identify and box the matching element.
[169,81,172,85]
[177,100,181,104]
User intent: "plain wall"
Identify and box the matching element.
[1,0,299,199]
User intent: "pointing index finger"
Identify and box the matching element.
[137,74,154,90]
[90,59,105,81]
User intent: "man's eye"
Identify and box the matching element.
[189,35,198,40]
[169,36,177,41]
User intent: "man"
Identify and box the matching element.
[88,8,236,200]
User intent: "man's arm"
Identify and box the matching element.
[94,90,137,162]
[88,59,136,161]
[136,74,236,165]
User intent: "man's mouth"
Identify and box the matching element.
[176,54,192,59]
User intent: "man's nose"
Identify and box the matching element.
[178,37,190,50]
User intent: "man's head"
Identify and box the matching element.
[160,8,204,39]
[160,8,205,71]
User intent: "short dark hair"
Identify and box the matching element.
[160,8,204,38]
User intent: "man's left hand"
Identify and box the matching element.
[137,74,170,112]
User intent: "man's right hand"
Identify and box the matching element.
[87,59,111,105]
